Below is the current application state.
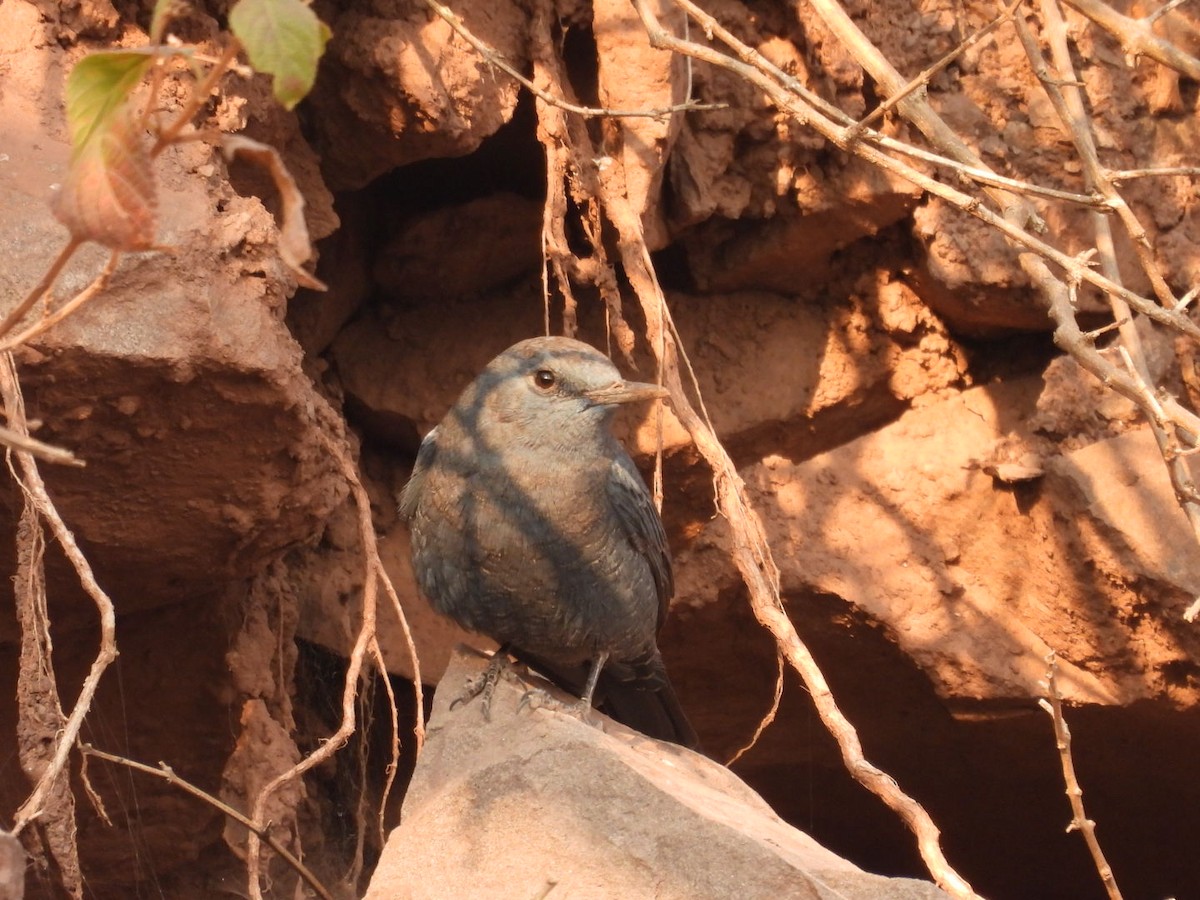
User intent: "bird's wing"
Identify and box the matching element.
[607,455,674,631]
[398,426,439,521]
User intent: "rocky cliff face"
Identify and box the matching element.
[2,0,1199,897]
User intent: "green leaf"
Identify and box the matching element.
[229,0,331,110]
[64,51,154,152]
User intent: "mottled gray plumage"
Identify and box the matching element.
[401,336,696,747]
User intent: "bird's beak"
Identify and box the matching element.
[585,380,670,407]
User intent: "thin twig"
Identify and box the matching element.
[1110,165,1200,182]
[152,38,242,154]
[369,638,400,847]
[1145,0,1190,26]
[0,251,123,353]
[1039,653,1124,900]
[246,428,424,899]
[79,744,335,900]
[420,0,722,120]
[848,0,1023,138]
[0,238,83,340]
[0,424,82,467]
[726,652,785,766]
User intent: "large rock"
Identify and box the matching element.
[676,378,1200,710]
[308,0,529,189]
[365,649,950,900]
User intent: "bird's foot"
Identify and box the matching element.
[517,688,598,728]
[451,651,518,720]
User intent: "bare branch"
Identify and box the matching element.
[1027,0,1200,544]
[646,0,1199,339]
[1110,165,1200,183]
[1014,1,1177,307]
[1039,653,1124,900]
[79,744,335,900]
[1060,0,1200,79]
[0,251,123,354]
[726,652,785,766]
[848,0,1024,138]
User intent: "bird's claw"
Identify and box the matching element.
[517,688,597,727]
[450,652,516,720]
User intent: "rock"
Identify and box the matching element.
[1048,429,1200,599]
[676,378,1200,708]
[307,0,529,189]
[364,649,950,900]
[372,193,543,299]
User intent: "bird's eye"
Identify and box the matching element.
[533,369,556,390]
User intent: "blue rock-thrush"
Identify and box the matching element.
[400,336,697,747]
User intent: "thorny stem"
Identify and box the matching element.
[1040,654,1124,900]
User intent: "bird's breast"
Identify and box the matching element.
[410,450,658,661]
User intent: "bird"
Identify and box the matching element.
[400,336,697,748]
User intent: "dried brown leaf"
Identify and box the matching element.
[52,108,157,250]
[220,134,326,290]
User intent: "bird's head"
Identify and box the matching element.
[454,336,667,452]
